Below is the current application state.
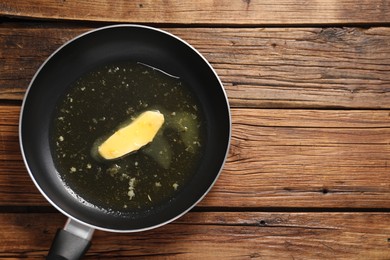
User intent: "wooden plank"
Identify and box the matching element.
[205,109,390,208]
[0,0,390,25]
[0,25,89,101]
[1,25,390,108]
[2,105,390,208]
[1,212,390,259]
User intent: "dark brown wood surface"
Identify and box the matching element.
[1,1,390,259]
[1,0,389,25]
[1,212,390,259]
[2,106,390,208]
[1,25,390,108]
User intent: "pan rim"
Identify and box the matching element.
[19,24,231,233]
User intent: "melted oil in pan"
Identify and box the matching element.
[51,61,206,214]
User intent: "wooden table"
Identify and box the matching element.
[1,1,390,259]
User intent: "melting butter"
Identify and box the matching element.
[98,110,164,160]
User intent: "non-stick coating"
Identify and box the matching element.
[20,25,230,231]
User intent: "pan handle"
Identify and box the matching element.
[47,218,95,260]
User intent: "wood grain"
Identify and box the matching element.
[1,212,390,259]
[0,0,390,25]
[1,1,390,258]
[1,25,390,108]
[3,105,390,208]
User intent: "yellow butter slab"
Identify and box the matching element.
[98,110,164,160]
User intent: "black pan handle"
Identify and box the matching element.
[47,218,95,260]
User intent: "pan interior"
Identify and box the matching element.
[51,60,207,214]
[20,25,230,231]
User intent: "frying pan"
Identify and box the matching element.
[19,24,230,259]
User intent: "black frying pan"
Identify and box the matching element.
[19,25,230,259]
